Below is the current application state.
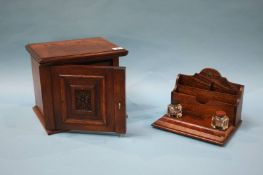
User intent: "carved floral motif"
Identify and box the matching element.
[75,90,91,111]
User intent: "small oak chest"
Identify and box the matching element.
[26,37,128,135]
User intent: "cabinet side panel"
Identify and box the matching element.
[31,58,44,113]
[39,66,56,130]
[114,68,126,134]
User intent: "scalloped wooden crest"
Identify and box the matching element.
[200,68,222,78]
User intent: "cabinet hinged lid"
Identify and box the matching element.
[26,37,128,64]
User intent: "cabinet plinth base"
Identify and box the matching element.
[32,106,68,135]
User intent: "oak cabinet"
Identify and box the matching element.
[26,37,128,135]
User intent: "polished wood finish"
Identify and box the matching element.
[27,37,128,135]
[152,68,244,145]
[26,37,128,64]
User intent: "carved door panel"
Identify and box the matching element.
[51,65,126,133]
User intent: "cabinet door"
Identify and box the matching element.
[51,65,126,134]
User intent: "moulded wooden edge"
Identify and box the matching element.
[33,106,69,135]
[25,37,129,64]
[152,114,242,146]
